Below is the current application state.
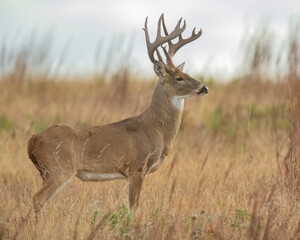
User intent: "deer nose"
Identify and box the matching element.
[198,86,209,95]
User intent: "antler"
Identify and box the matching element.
[143,14,202,67]
[161,16,202,66]
[143,14,185,64]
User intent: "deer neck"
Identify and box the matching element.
[144,80,184,148]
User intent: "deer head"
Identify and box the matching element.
[143,13,208,98]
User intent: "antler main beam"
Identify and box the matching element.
[143,14,202,67]
[143,14,185,64]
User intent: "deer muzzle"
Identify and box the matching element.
[197,86,209,95]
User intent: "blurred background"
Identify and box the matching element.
[0,0,299,80]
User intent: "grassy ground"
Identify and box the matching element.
[0,77,299,239]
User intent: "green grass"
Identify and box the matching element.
[0,114,15,132]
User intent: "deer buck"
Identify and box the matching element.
[27,13,208,214]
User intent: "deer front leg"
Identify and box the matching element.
[127,172,144,211]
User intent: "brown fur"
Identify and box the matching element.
[28,16,208,214]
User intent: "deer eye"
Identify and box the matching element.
[176,77,184,81]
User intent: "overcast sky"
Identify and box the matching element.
[0,0,299,78]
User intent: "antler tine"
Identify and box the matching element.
[161,15,202,66]
[168,27,202,59]
[143,17,149,43]
[161,45,173,66]
[143,16,156,63]
[161,15,169,36]
[156,49,163,62]
[143,13,186,64]
[156,14,163,38]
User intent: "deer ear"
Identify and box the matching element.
[177,62,185,71]
[153,62,166,78]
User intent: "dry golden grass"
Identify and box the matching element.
[0,77,299,240]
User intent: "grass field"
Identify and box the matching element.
[0,73,299,239]
[0,18,299,239]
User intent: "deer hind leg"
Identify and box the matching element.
[127,172,144,211]
[33,172,76,214]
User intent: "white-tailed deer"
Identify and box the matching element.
[27,14,208,213]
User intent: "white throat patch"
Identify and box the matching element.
[172,95,191,111]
